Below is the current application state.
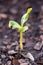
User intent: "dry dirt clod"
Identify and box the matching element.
[34,42,43,50]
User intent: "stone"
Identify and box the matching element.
[0,46,6,51]
[40,35,43,46]
[8,56,14,60]
[42,41,43,45]
[8,50,17,54]
[7,45,11,49]
[18,59,30,64]
[3,35,8,39]
[15,45,19,50]
[18,59,26,63]
[41,19,43,23]
[7,61,11,65]
[26,52,34,61]
[20,62,29,65]
[39,25,43,31]
[3,39,11,45]
[3,41,8,45]
[1,54,6,59]
[34,42,43,50]
[11,41,18,47]
[40,35,43,40]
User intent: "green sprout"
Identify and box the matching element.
[8,8,32,50]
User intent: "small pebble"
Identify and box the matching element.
[11,41,18,46]
[7,61,11,65]
[8,50,17,54]
[34,42,43,50]
[1,55,6,59]
[15,45,19,50]
[18,59,26,63]
[20,62,29,65]
[26,52,34,61]
[7,45,11,49]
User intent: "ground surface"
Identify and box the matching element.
[0,0,43,65]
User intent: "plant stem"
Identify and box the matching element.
[20,31,23,50]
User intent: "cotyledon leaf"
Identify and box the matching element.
[21,8,32,26]
[22,26,28,32]
[8,20,20,29]
[21,13,29,26]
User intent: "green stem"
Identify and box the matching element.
[20,31,23,50]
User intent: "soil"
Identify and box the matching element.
[0,0,43,65]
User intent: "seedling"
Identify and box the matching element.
[8,8,32,50]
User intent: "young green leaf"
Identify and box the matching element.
[21,8,32,26]
[8,20,20,29]
[27,8,32,14]
[21,13,28,26]
[22,26,28,32]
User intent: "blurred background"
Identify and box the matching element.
[0,0,43,39]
